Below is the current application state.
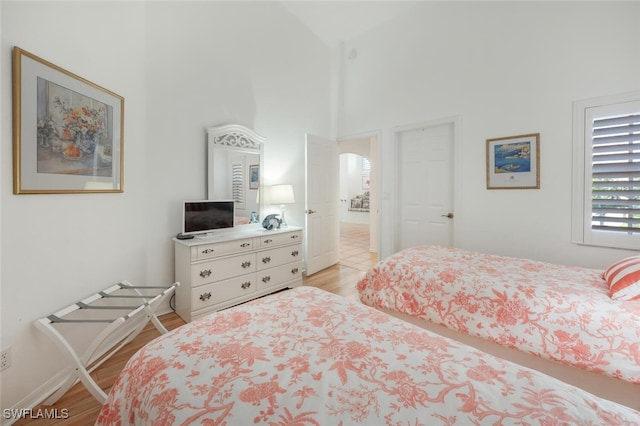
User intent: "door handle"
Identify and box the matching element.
[441,213,454,219]
[306,209,317,214]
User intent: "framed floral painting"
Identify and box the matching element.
[12,47,124,194]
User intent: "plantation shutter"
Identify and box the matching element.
[590,112,640,234]
[361,157,371,174]
[232,162,245,208]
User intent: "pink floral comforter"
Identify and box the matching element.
[357,245,640,384]
[96,287,640,425]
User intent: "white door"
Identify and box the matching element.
[305,134,339,275]
[396,123,454,251]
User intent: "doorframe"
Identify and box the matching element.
[392,116,462,253]
[338,129,382,261]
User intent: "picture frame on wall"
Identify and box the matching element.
[362,176,370,190]
[249,164,259,190]
[486,133,540,189]
[12,47,125,194]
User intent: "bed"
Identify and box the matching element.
[95,286,640,425]
[356,245,640,410]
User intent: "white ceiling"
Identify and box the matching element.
[281,1,418,48]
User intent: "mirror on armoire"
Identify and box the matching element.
[207,124,265,225]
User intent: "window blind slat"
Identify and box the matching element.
[593,114,640,128]
[593,190,640,198]
[592,141,640,154]
[593,134,640,145]
[593,123,640,135]
[591,217,640,226]
[593,206,640,214]
[592,163,640,174]
[593,154,640,164]
[592,199,639,208]
[591,225,640,234]
[592,182,639,190]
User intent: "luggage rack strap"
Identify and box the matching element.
[76,301,140,311]
[47,315,113,324]
[118,283,170,289]
[98,291,155,299]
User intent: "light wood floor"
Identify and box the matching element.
[14,222,375,425]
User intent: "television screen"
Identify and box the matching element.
[183,200,234,235]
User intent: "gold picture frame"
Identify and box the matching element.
[486,133,540,189]
[12,47,125,194]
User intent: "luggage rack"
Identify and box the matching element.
[35,280,179,405]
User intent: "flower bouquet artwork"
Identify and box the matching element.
[34,79,112,176]
[53,96,106,158]
[13,47,124,194]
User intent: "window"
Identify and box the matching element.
[572,91,640,250]
[231,161,245,208]
[361,156,371,174]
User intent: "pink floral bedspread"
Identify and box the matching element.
[96,287,640,425]
[357,245,640,384]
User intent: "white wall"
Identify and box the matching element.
[338,1,640,267]
[0,0,330,410]
[1,1,148,411]
[142,1,331,286]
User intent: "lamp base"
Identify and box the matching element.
[279,206,288,228]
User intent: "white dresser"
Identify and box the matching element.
[174,225,303,322]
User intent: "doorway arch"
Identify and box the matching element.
[338,131,380,257]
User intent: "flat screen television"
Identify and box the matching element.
[182,200,234,236]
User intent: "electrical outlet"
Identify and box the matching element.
[1,348,10,371]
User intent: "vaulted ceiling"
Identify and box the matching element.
[281,1,418,48]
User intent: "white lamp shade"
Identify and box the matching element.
[268,184,295,205]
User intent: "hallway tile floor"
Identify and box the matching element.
[339,222,377,272]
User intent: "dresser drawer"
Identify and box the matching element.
[257,261,303,291]
[191,238,255,261]
[191,273,256,311]
[259,230,302,248]
[257,244,302,270]
[191,253,256,285]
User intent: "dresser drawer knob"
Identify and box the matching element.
[240,243,250,248]
[262,276,271,283]
[264,238,273,244]
[199,292,212,301]
[290,234,299,239]
[201,248,215,254]
[291,267,299,274]
[241,261,252,269]
[291,250,299,257]
[199,269,212,278]
[241,281,252,289]
[262,256,271,264]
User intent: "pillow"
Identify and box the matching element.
[602,255,640,301]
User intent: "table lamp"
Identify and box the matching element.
[269,184,295,228]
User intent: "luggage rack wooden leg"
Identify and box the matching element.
[35,282,179,405]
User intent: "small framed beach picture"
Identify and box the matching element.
[12,47,124,194]
[249,164,259,190]
[486,133,540,189]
